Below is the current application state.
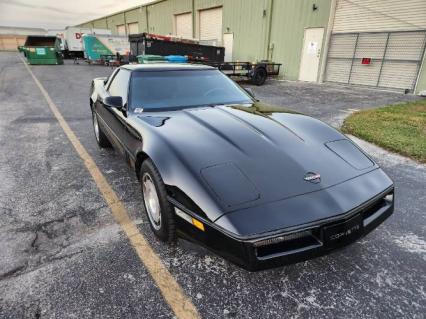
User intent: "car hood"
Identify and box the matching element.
[135,103,378,219]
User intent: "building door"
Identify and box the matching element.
[299,28,324,82]
[199,7,223,46]
[223,33,233,62]
[127,22,139,35]
[175,12,193,39]
[117,24,126,36]
[324,31,426,92]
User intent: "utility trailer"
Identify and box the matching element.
[128,33,281,85]
[204,61,282,86]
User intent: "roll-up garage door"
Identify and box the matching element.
[117,24,126,36]
[325,31,426,92]
[199,7,223,45]
[175,12,193,39]
[127,22,139,35]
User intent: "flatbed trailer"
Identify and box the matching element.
[202,61,282,86]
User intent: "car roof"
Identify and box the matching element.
[121,63,215,72]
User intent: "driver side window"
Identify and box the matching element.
[108,69,131,105]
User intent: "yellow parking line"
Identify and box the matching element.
[20,56,199,319]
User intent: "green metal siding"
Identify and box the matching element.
[92,19,107,29]
[107,13,125,35]
[269,0,332,80]
[194,0,223,10]
[147,0,192,34]
[77,0,332,81]
[125,7,147,33]
[223,0,269,62]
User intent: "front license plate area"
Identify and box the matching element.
[323,214,363,249]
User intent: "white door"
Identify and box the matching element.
[199,7,223,46]
[223,33,233,62]
[299,28,324,82]
[175,12,193,39]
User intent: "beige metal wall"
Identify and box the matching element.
[333,0,426,33]
[0,35,26,51]
[324,0,426,93]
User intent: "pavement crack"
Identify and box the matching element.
[0,263,26,280]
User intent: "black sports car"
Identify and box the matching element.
[90,64,394,271]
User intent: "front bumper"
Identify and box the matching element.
[174,187,394,271]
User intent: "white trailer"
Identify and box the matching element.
[64,27,112,58]
[47,29,65,50]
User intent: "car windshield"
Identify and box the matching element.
[129,69,253,111]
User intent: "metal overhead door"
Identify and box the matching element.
[175,12,193,39]
[199,7,223,45]
[325,31,426,92]
[117,24,126,36]
[127,23,139,35]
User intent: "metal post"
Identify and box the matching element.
[347,33,359,84]
[413,32,426,93]
[376,32,390,87]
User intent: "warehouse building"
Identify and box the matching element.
[0,26,46,51]
[78,0,426,94]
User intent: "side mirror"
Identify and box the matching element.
[103,96,123,109]
[244,87,257,99]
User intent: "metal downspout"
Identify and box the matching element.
[318,0,337,83]
[265,0,274,61]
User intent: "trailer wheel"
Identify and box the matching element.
[251,67,267,86]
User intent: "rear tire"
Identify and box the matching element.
[251,67,267,86]
[140,159,176,243]
[92,111,111,148]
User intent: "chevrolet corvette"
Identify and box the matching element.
[90,64,394,270]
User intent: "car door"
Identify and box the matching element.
[98,68,131,156]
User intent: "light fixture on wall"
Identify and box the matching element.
[313,4,318,11]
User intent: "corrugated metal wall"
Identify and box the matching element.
[222,0,269,62]
[76,0,332,81]
[324,0,426,93]
[269,0,332,80]
[333,0,426,33]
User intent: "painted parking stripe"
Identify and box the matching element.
[20,56,199,319]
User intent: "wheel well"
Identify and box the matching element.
[135,152,150,179]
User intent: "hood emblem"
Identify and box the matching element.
[304,172,321,183]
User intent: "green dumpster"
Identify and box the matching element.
[137,54,166,64]
[23,36,63,65]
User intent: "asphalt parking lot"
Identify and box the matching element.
[0,51,425,318]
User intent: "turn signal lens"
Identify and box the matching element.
[192,218,205,231]
[175,207,205,231]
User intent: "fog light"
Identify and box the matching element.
[253,230,313,247]
[175,207,205,231]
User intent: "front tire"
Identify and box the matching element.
[92,111,111,148]
[140,159,176,243]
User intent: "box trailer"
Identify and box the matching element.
[47,29,65,51]
[64,27,112,58]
